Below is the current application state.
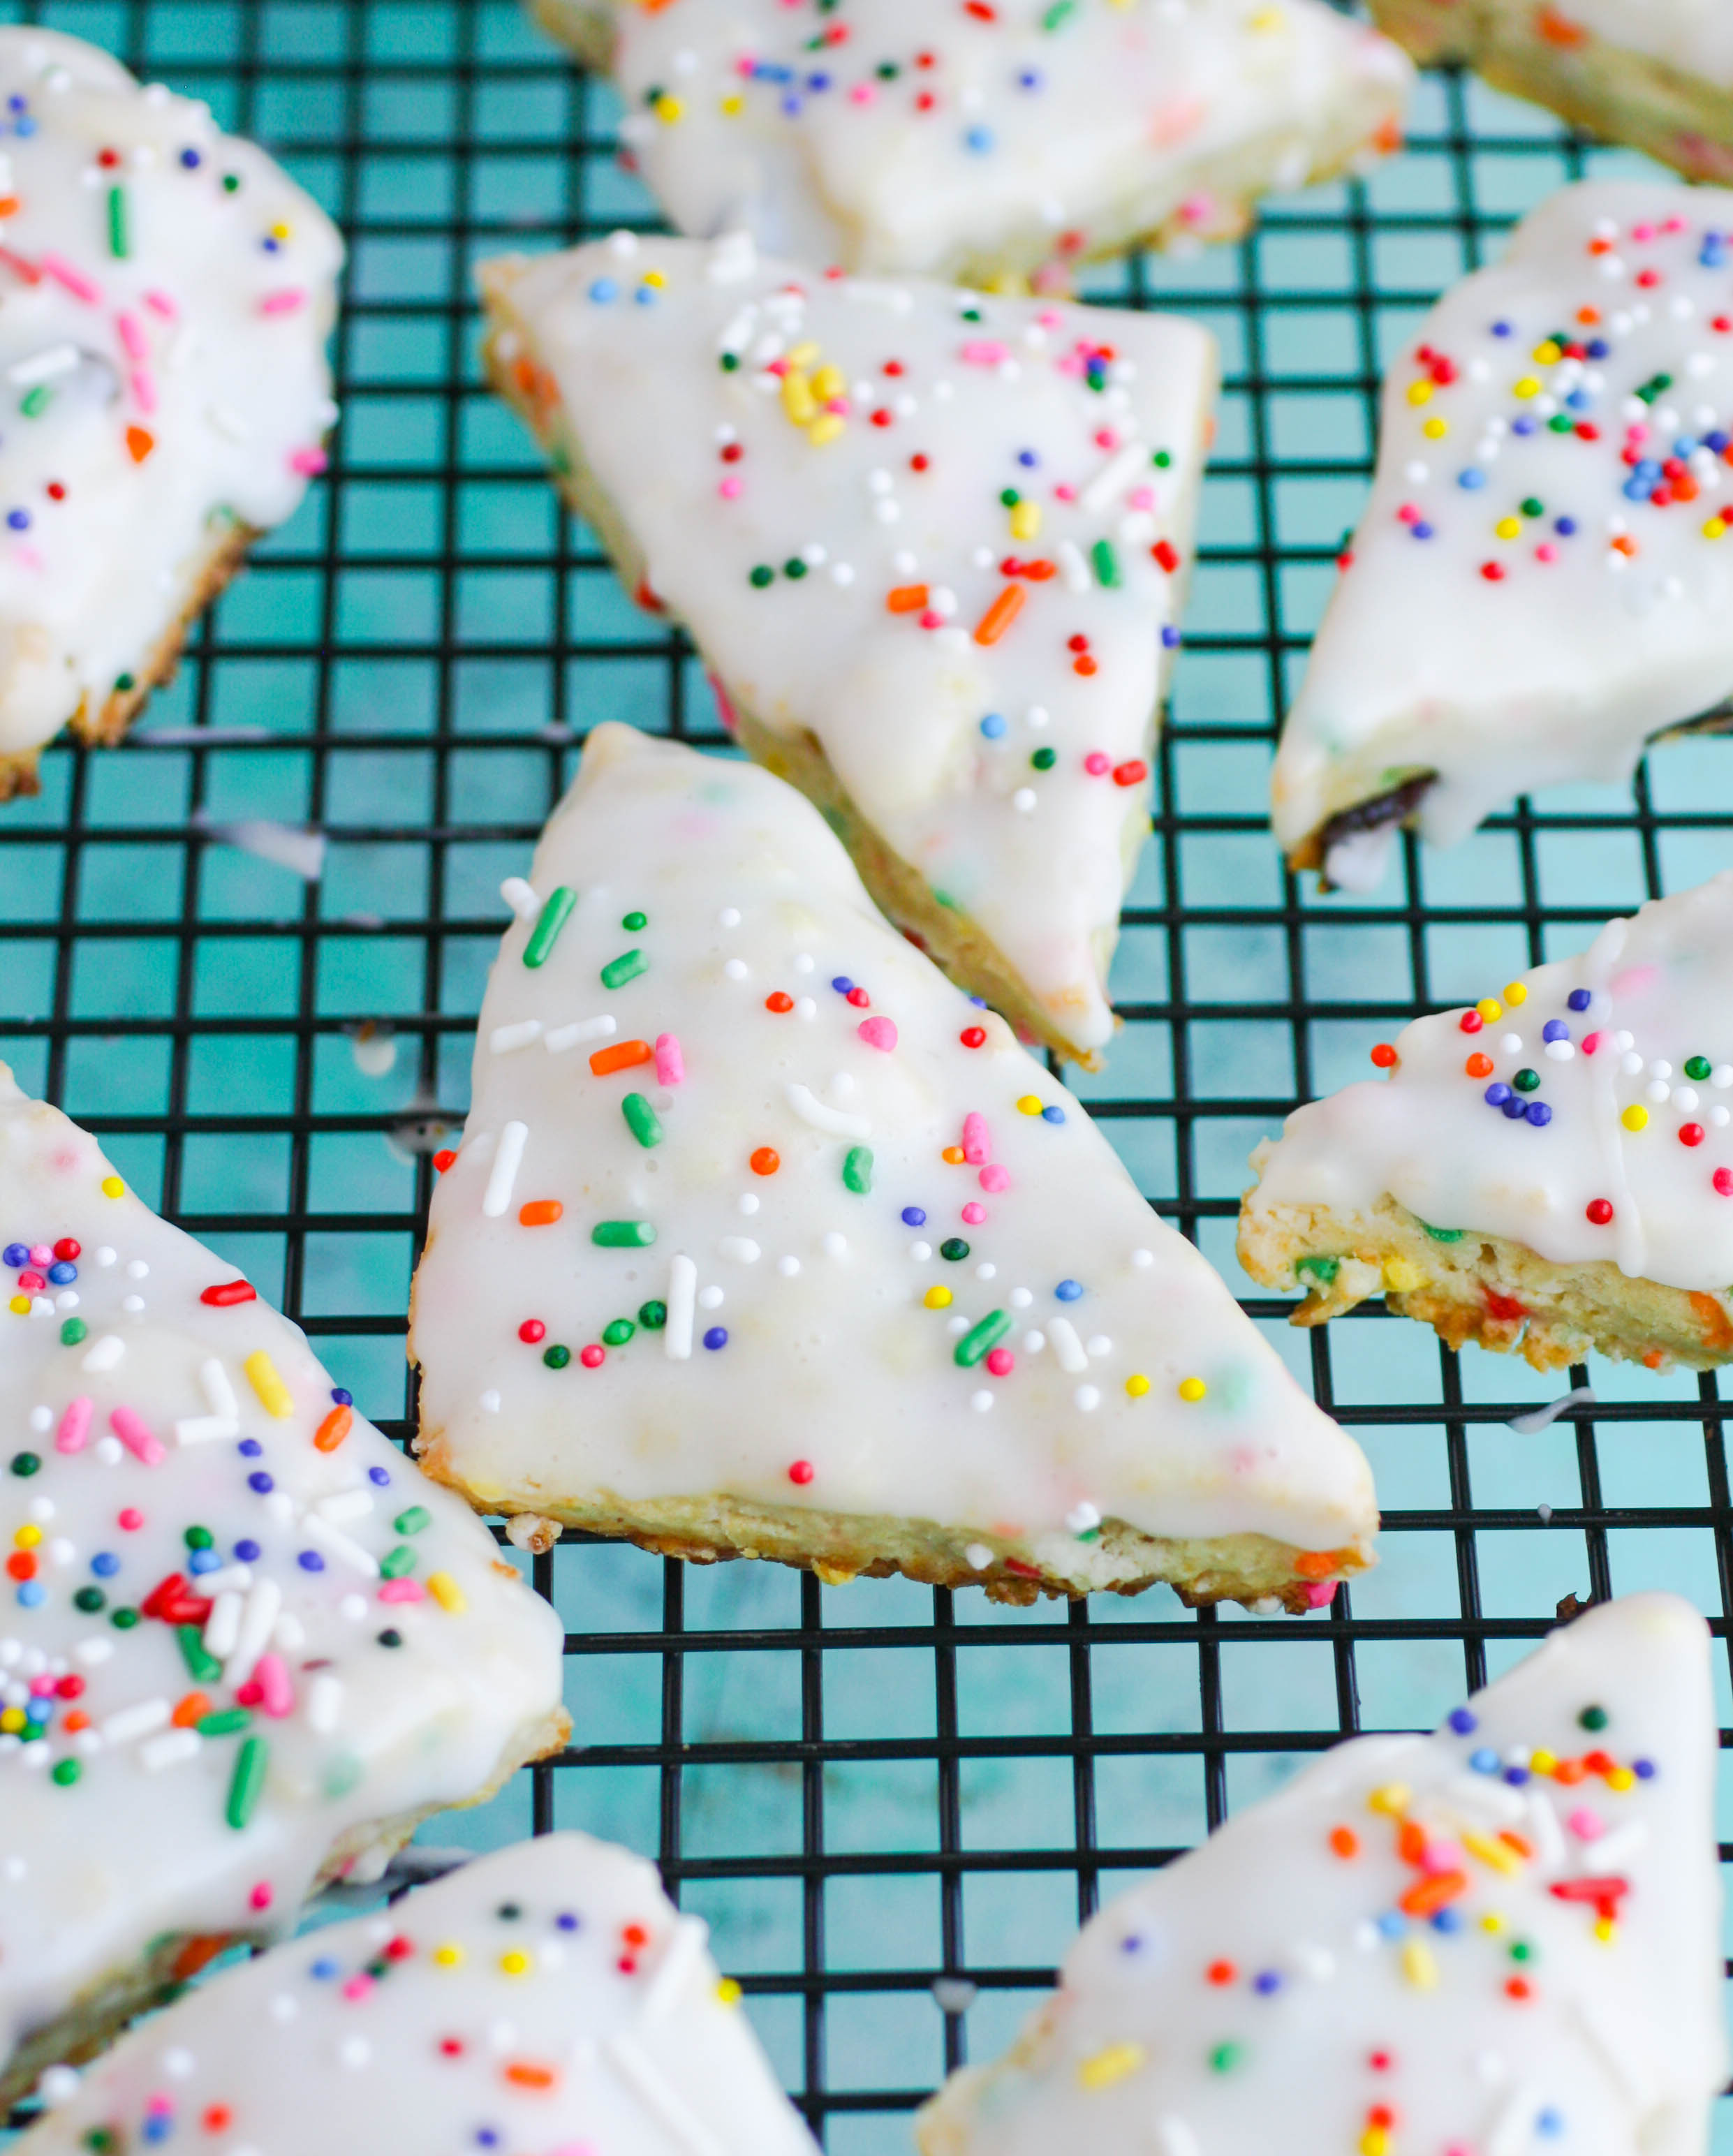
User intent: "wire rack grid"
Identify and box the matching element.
[3,1,1733,2148]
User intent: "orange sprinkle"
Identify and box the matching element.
[886,583,929,613]
[503,2062,559,2091]
[765,992,794,1013]
[125,424,154,463]
[1497,1829,1533,1859]
[1399,1869,1467,1918]
[750,1146,781,1176]
[518,1199,563,1227]
[0,197,18,219]
[1611,534,1637,557]
[173,1691,212,1729]
[63,1709,89,1733]
[171,1936,231,1984]
[590,1038,654,1077]
[1205,1958,1236,1986]
[973,582,1026,646]
[1373,115,1403,154]
[313,1404,353,1453]
[1329,1826,1359,1859]
[1292,1548,1345,1579]
[1396,1819,1428,1867]
[941,1145,966,1165]
[1466,1053,1494,1078]
[1505,1976,1534,2002]
[1072,654,1098,677]
[1576,306,1600,325]
[1536,3,1588,45]
[1553,1757,1588,1786]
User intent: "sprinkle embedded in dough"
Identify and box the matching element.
[786,1082,871,1142]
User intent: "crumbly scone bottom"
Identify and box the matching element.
[1239,1186,1733,1372]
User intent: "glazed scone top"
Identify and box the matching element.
[483,230,1215,1056]
[1274,183,1733,883]
[917,1593,1725,2156]
[0,27,341,768]
[580,0,1410,281]
[1246,872,1733,1294]
[0,1071,566,2088]
[19,1832,818,2156]
[411,725,1377,1583]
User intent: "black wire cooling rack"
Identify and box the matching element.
[4,2,1733,2148]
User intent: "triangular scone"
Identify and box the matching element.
[0,28,341,804]
[1240,872,1733,1371]
[0,1070,568,2109]
[529,0,1412,286]
[919,1593,1725,2156]
[1273,182,1733,892]
[1374,0,1733,184]
[409,723,1377,1611]
[16,1832,818,2156]
[482,235,1216,1067]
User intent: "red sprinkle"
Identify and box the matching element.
[579,1344,605,1369]
[960,1026,987,1049]
[1369,1043,1397,1069]
[846,987,871,1008]
[519,1320,546,1343]
[1151,538,1181,573]
[1111,759,1147,787]
[765,991,795,1013]
[1679,1122,1705,1146]
[1586,1199,1614,1225]
[1206,1960,1237,1986]
[53,1238,80,1261]
[788,1460,815,1484]
[200,1279,257,1308]
[1459,1011,1484,1034]
[1716,1168,1733,1197]
[432,1149,457,1173]
[1480,561,1506,582]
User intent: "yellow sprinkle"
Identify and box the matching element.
[1249,3,1285,25]
[270,221,291,241]
[1593,1915,1616,1944]
[716,1977,742,2005]
[1400,1940,1438,1990]
[242,1350,293,1419]
[787,341,820,369]
[1009,498,1042,541]
[499,1950,531,1977]
[1494,517,1521,540]
[1529,1748,1557,1775]
[1606,1766,1635,1792]
[1367,1782,1410,1817]
[1706,519,1728,540]
[1422,418,1447,439]
[7,1294,28,1317]
[1177,1377,1207,1403]
[924,1286,953,1310]
[641,270,665,288]
[1480,1912,1505,1933]
[720,92,743,114]
[100,1176,125,1199]
[1016,1095,1044,1116]
[1503,982,1526,1005]
[811,363,845,401]
[1361,2130,1390,2156]
[781,371,817,426]
[13,1523,41,1549]
[651,93,683,123]
[1476,998,1503,1023]
[1125,1373,1150,1398]
[1382,1257,1426,1293]
[427,1570,467,1615]
[1406,379,1433,406]
[433,1943,464,1967]
[0,1707,24,1736]
[1463,1829,1521,1876]
[807,413,845,447]
[1513,376,1540,399]
[1077,2041,1146,2091]
[1621,1105,1649,1133]
[1533,340,1562,364]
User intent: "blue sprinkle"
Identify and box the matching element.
[1484,1083,1512,1107]
[24,1696,52,1722]
[1469,1746,1501,1774]
[1709,431,1731,455]
[1565,390,1592,411]
[703,1327,728,1351]
[1555,516,1577,536]
[142,2116,171,2144]
[1526,1100,1551,1127]
[1504,1764,1531,1786]
[1055,1279,1083,1301]
[753,61,793,82]
[297,1550,325,1572]
[1160,626,1181,648]
[1567,988,1591,1011]
[1376,1910,1407,1939]
[14,117,35,136]
[1502,1096,1527,1120]
[780,94,802,117]
[5,510,28,531]
[1017,68,1041,89]
[1587,339,1609,359]
[1042,1105,1065,1124]
[1623,476,1653,503]
[262,235,281,253]
[1634,1757,1656,1779]
[238,1438,263,1459]
[179,146,202,169]
[831,976,853,994]
[1537,2111,1565,2139]
[556,1912,580,1931]
[310,1956,339,1979]
[1430,1906,1461,1933]
[1017,448,1038,467]
[964,125,994,153]
[633,285,657,307]
[1,1243,26,1267]
[235,1539,261,1562]
[369,1465,391,1486]
[247,1471,274,1494]
[8,96,27,112]
[1252,1970,1281,1995]
[1411,521,1433,540]
[46,1260,75,1284]
[1457,468,1487,490]
[969,995,988,1007]
[1636,458,1663,480]
[1512,416,1537,436]
[15,1581,44,1607]
[476,2134,501,2151]
[332,1387,353,1406]
[587,277,619,304]
[1676,437,1698,458]
[91,1551,119,1577]
[980,713,1007,739]
[1447,1708,1477,1734]
[1491,319,1512,337]
[1119,1935,1145,1954]
[901,1206,927,1227]
[1542,1019,1569,1042]
[188,1548,221,1574]
[807,71,831,91]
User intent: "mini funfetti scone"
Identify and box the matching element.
[408,723,1378,1612]
[15,1833,819,2156]
[0,27,341,802]
[917,1593,1726,2156]
[1274,182,1733,892]
[1374,0,1733,186]
[529,0,1413,286]
[1239,872,1733,1372]
[0,1070,568,2110]
[482,233,1217,1066]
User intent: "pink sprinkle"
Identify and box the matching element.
[1535,544,1557,565]
[961,1112,991,1165]
[919,609,943,630]
[1609,963,1659,998]
[28,1674,54,1697]
[961,1202,986,1225]
[735,53,756,75]
[378,1577,425,1603]
[1396,503,1419,525]
[1177,193,1213,226]
[235,1680,263,1707]
[110,1405,165,1467]
[985,1348,1014,1378]
[1419,1838,1465,1875]
[142,288,177,319]
[1056,352,1084,377]
[129,368,157,416]
[27,1243,50,1266]
[1093,429,1118,452]
[40,251,100,304]
[56,1396,94,1454]
[1053,482,1077,503]
[118,1507,144,1531]
[978,1163,1010,1193]
[1084,751,1111,776]
[1035,309,1063,328]
[857,1016,897,1052]
[1304,1581,1336,1609]
[707,672,739,735]
[718,475,742,499]
[1581,1031,1600,1055]
[1567,1806,1604,1840]
[1662,215,1686,233]
[1716,1167,1733,1197]
[288,445,329,478]
[115,311,147,360]
[254,1651,295,1719]
[848,82,875,104]
[959,339,1010,366]
[249,1881,273,1911]
[10,542,43,574]
[1625,423,1649,445]
[654,1033,684,1085]
[1128,485,1155,510]
[341,1974,374,2002]
[260,288,308,316]
[1632,221,1655,242]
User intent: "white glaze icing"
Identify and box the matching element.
[408,723,1377,1589]
[539,0,1412,281]
[17,1831,818,2156]
[917,1593,1725,2156]
[482,232,1217,1058]
[1244,871,1733,1294]
[0,1070,566,2092]
[1273,182,1733,876]
[0,27,340,771]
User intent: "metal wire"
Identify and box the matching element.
[3,5,1732,2150]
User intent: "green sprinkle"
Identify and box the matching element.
[523,885,577,968]
[177,1624,223,1684]
[1090,538,1120,588]
[82,2129,117,2152]
[940,1237,971,1262]
[107,184,128,258]
[10,1451,39,1477]
[960,307,982,323]
[1686,1056,1713,1081]
[110,1607,139,1630]
[1578,1703,1608,1731]
[876,59,898,78]
[184,1525,214,1551]
[934,889,959,912]
[842,1145,873,1195]
[114,672,135,692]
[622,1091,663,1149]
[221,171,242,194]
[999,487,1020,508]
[720,353,740,371]
[323,1752,363,1799]
[550,441,573,475]
[226,1734,268,1829]
[600,947,648,990]
[1421,1222,1463,1242]
[783,556,807,579]
[602,1317,636,1347]
[954,1309,1012,1368]
[749,563,774,587]
[1209,2043,1244,2074]
[1547,413,1574,433]
[198,1706,255,1739]
[394,1505,432,1536]
[1031,746,1056,770]
[637,1299,668,1330]
[593,1219,656,1248]
[1295,1255,1340,1287]
[19,383,50,418]
[1512,1067,1540,1093]
[60,1317,87,1346]
[52,1758,80,1787]
[1520,497,1544,519]
[73,1586,105,1613]
[621,910,647,931]
[1152,448,1172,468]
[380,1545,417,1579]
[1042,0,1076,25]
[543,1344,571,1368]
[18,1720,42,1742]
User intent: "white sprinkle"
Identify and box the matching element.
[1525,1789,1566,1872]
[1056,539,1090,594]
[786,1081,871,1140]
[1009,1287,1031,1308]
[1022,1329,1046,1354]
[230,1577,283,1685]
[1012,788,1037,813]
[1507,1386,1594,1435]
[1080,438,1147,513]
[975,1263,996,1280]
[308,1674,344,1735]
[665,1254,698,1360]
[778,1255,802,1278]
[698,1285,725,1310]
[94,1438,123,1466]
[640,1914,710,2023]
[339,2037,371,2070]
[1154,2120,1202,2156]
[482,1121,528,1217]
[203,1591,244,1661]
[545,1015,616,1053]
[73,1637,115,1667]
[603,2033,726,2156]
[1086,1335,1112,1359]
[717,907,742,927]
[822,1232,848,1260]
[195,1564,251,1599]
[140,1728,202,1773]
[6,342,80,385]
[1715,1065,1733,1088]
[724,958,749,982]
[965,1542,993,1570]
[303,1514,379,1577]
[102,1697,171,1746]
[718,1236,760,1264]
[28,1406,50,1433]
[1075,1385,1101,1411]
[176,1356,239,1445]
[489,1019,543,1054]
[909,1240,932,1262]
[81,1334,124,1373]
[971,1391,994,1412]
[480,1388,501,1413]
[1047,1317,1089,1374]
[1675,1088,1699,1114]
[318,1489,374,1525]
[737,1193,760,1216]
[1065,1502,1101,1534]
[34,2066,79,2107]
